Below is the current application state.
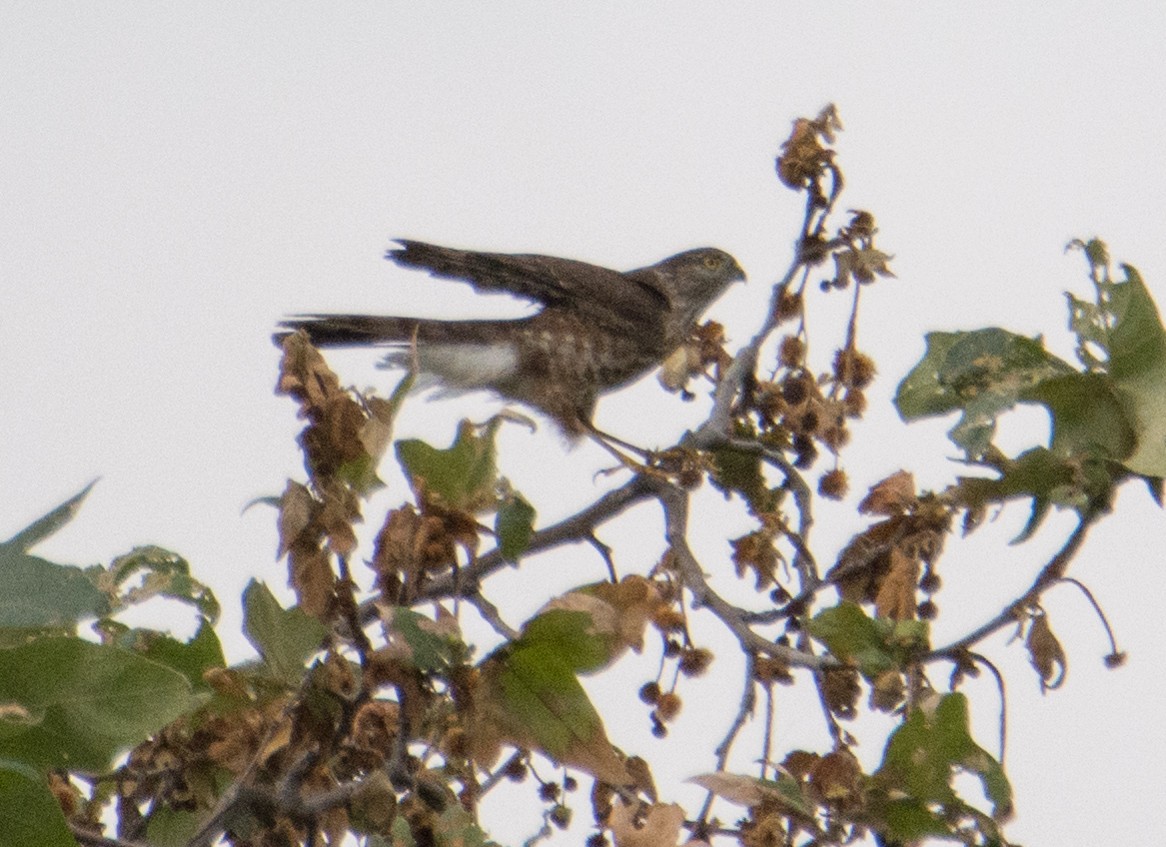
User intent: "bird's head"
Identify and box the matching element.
[654,247,746,318]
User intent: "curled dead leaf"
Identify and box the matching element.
[776,104,842,190]
[731,530,781,590]
[874,547,919,620]
[858,470,916,516]
[688,772,767,808]
[587,575,665,655]
[288,544,335,619]
[277,480,317,558]
[821,667,860,720]
[1025,612,1067,692]
[808,749,862,807]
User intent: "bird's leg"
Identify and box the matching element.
[586,431,644,473]
[586,424,653,459]
[583,423,658,475]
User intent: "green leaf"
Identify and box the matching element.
[1,479,97,554]
[895,328,1075,458]
[957,446,1117,542]
[0,760,76,847]
[494,491,536,560]
[874,693,1011,824]
[0,638,194,772]
[336,453,386,496]
[383,607,466,673]
[1023,372,1134,460]
[874,798,952,842]
[1067,291,1111,371]
[396,419,500,513]
[807,602,928,679]
[106,546,220,623]
[0,547,108,630]
[1099,265,1166,477]
[144,805,203,847]
[475,596,631,783]
[100,619,225,692]
[482,643,624,782]
[933,694,1011,816]
[521,608,607,671]
[242,580,326,684]
[431,805,501,847]
[709,445,781,514]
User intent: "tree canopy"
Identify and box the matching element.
[1,107,1157,847]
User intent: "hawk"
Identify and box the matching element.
[279,240,745,438]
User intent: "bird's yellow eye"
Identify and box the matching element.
[702,254,723,270]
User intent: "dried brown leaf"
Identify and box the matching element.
[277,480,317,558]
[874,547,919,620]
[275,331,342,410]
[776,105,841,189]
[371,505,423,586]
[829,516,902,604]
[858,470,916,516]
[588,575,665,655]
[608,800,685,847]
[821,667,860,719]
[624,755,658,803]
[808,748,862,806]
[731,530,780,590]
[359,395,397,461]
[1026,612,1067,692]
[289,544,335,619]
[688,772,767,808]
[781,750,819,781]
[318,483,361,557]
[869,669,906,713]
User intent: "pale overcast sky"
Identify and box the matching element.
[3,4,1165,845]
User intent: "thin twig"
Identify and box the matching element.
[649,478,832,671]
[697,662,757,824]
[586,532,619,582]
[926,517,1094,660]
[966,651,1008,764]
[691,158,842,452]
[468,589,520,640]
[1060,576,1122,658]
[761,682,775,779]
[805,634,844,748]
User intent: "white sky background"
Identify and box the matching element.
[3,3,1166,845]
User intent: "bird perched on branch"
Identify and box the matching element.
[278,240,745,440]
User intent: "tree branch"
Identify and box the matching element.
[649,478,833,671]
[358,475,656,626]
[926,517,1094,660]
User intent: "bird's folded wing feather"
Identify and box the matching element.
[388,240,668,328]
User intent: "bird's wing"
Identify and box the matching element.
[388,240,668,327]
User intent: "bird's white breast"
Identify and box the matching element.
[381,343,519,394]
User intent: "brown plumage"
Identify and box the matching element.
[278,239,745,437]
